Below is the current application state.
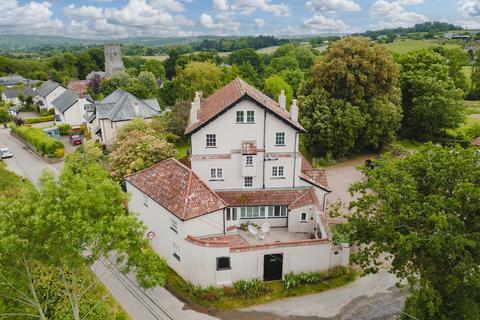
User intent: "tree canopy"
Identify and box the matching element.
[338,144,480,320]
[173,61,222,101]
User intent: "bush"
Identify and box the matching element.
[283,267,349,291]
[57,124,71,136]
[39,109,55,116]
[232,279,268,298]
[11,125,64,157]
[24,115,54,124]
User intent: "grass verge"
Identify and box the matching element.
[175,139,191,159]
[165,267,356,310]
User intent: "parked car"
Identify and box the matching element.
[0,147,13,159]
[70,135,82,146]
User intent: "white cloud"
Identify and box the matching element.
[254,18,266,28]
[371,0,428,28]
[233,0,290,16]
[459,0,480,17]
[213,0,230,11]
[306,0,361,12]
[303,15,348,32]
[63,4,104,19]
[0,0,63,35]
[148,0,185,12]
[200,13,240,34]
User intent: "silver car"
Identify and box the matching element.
[0,147,13,159]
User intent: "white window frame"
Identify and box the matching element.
[206,134,216,147]
[275,132,285,146]
[210,168,223,180]
[244,176,253,188]
[300,212,308,222]
[245,155,254,167]
[236,110,244,123]
[246,110,255,123]
[272,166,284,178]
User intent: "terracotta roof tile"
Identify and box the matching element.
[216,188,317,209]
[473,136,480,147]
[125,158,227,220]
[185,78,305,134]
[68,80,89,94]
[300,156,330,191]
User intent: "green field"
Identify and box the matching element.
[139,55,168,61]
[385,39,461,54]
[256,45,280,54]
[314,45,328,52]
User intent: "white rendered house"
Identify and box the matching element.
[126,78,349,287]
[83,89,161,146]
[34,80,66,111]
[51,89,93,127]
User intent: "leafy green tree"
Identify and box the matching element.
[167,101,192,139]
[299,89,365,157]
[127,71,159,99]
[435,47,470,93]
[159,80,177,106]
[279,68,304,97]
[399,49,465,139]
[292,47,317,69]
[264,75,293,106]
[99,71,131,96]
[141,59,166,79]
[0,104,10,123]
[173,61,222,101]
[228,48,262,71]
[109,118,177,179]
[265,56,299,76]
[0,154,168,318]
[469,50,480,99]
[164,49,179,80]
[223,62,261,87]
[305,36,402,149]
[339,144,480,320]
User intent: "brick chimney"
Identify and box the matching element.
[278,90,286,109]
[193,91,202,109]
[189,102,198,124]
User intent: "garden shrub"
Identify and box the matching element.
[11,125,64,157]
[24,115,54,124]
[58,123,72,136]
[283,267,349,291]
[232,279,268,298]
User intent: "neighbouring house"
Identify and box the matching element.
[1,86,34,106]
[473,136,480,148]
[51,89,93,127]
[86,71,107,81]
[84,88,161,146]
[125,78,349,287]
[0,75,39,87]
[68,80,90,94]
[34,80,66,110]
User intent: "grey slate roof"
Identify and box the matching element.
[95,89,160,122]
[3,86,34,99]
[52,89,79,113]
[36,80,61,98]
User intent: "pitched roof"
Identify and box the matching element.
[216,187,318,210]
[3,86,34,99]
[184,78,305,135]
[125,158,227,221]
[95,89,160,122]
[68,80,89,94]
[36,80,61,97]
[52,89,79,113]
[300,157,330,191]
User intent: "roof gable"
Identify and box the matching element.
[125,158,227,221]
[36,80,61,98]
[97,89,160,122]
[184,78,305,135]
[52,89,79,113]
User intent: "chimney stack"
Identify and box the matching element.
[189,102,198,124]
[278,90,286,109]
[194,91,202,110]
[290,99,298,122]
[134,102,140,117]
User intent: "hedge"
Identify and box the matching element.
[57,123,71,136]
[24,115,54,124]
[11,125,64,158]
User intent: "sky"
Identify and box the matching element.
[1,0,479,39]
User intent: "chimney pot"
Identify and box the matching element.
[291,99,299,122]
[190,102,198,124]
[279,90,286,110]
[194,91,202,109]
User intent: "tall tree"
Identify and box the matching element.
[164,49,179,80]
[339,144,480,320]
[399,49,465,139]
[227,48,262,71]
[263,75,293,106]
[305,36,402,149]
[173,61,222,101]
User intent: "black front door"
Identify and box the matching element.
[263,254,283,281]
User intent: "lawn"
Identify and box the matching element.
[165,267,356,310]
[463,65,473,84]
[0,162,28,196]
[138,55,169,61]
[385,39,461,54]
[256,46,280,54]
[175,139,191,159]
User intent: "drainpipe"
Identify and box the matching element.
[262,109,266,189]
[292,132,299,188]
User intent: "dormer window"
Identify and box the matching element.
[206,134,216,147]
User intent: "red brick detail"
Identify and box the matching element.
[229,238,331,252]
[217,188,315,208]
[186,234,248,247]
[189,154,231,161]
[125,158,227,221]
[185,78,305,134]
